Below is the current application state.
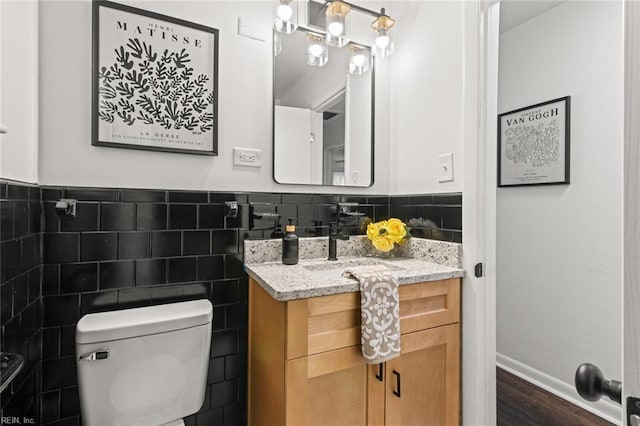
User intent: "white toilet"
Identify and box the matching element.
[75,299,213,426]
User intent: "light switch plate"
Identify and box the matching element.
[237,17,267,42]
[233,147,262,167]
[438,153,454,182]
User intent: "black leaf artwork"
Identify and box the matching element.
[192,99,207,113]
[99,41,215,134]
[137,111,155,125]
[116,82,135,99]
[118,98,135,113]
[117,110,135,125]
[173,49,191,68]
[99,111,115,123]
[127,38,144,59]
[114,46,134,70]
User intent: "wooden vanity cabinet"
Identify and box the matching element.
[247,277,461,426]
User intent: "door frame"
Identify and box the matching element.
[624,1,640,422]
[461,1,500,424]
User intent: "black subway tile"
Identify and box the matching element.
[0,182,7,199]
[169,204,197,230]
[43,233,79,264]
[118,287,152,309]
[42,328,60,359]
[7,184,29,200]
[43,202,61,232]
[408,195,435,205]
[199,204,225,229]
[120,189,166,203]
[136,203,167,231]
[59,386,81,419]
[60,262,98,294]
[168,257,197,283]
[168,191,208,203]
[0,200,15,241]
[80,232,117,261]
[281,194,312,204]
[14,201,29,237]
[81,291,118,315]
[59,325,76,357]
[248,193,281,204]
[151,231,182,258]
[224,255,244,279]
[41,187,63,201]
[60,203,99,232]
[42,356,77,391]
[43,294,79,327]
[209,192,247,204]
[184,230,211,256]
[135,258,166,286]
[101,203,135,231]
[28,267,41,303]
[151,285,184,304]
[65,188,118,202]
[182,282,211,301]
[213,280,239,305]
[41,390,61,423]
[28,186,41,201]
[312,194,340,204]
[442,206,462,230]
[29,200,42,234]
[100,261,135,290]
[367,196,388,204]
[435,193,462,205]
[118,231,150,260]
[43,264,60,296]
[197,256,225,281]
[211,230,238,255]
[212,329,237,358]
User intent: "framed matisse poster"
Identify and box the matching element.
[497,96,570,187]
[92,0,219,155]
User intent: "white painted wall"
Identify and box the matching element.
[37,0,390,193]
[388,1,465,195]
[0,0,38,183]
[497,2,623,420]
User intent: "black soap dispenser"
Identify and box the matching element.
[282,217,298,265]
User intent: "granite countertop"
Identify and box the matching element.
[244,236,465,301]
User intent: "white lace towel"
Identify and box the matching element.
[343,265,401,364]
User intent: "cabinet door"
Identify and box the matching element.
[385,323,460,426]
[285,345,373,426]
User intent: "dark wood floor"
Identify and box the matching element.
[497,367,614,426]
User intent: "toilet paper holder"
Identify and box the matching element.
[56,198,78,218]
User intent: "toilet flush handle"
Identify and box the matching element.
[79,349,110,361]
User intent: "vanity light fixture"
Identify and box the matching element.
[307,33,329,66]
[371,8,395,58]
[274,0,298,34]
[274,0,396,72]
[325,1,351,47]
[348,45,370,75]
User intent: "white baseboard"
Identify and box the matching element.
[496,353,621,425]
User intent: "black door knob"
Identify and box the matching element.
[574,363,622,404]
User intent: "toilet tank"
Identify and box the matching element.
[76,300,213,426]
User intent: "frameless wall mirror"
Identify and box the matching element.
[273,22,375,187]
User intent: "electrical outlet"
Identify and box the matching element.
[438,153,454,182]
[233,148,262,167]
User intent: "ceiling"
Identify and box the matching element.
[499,0,565,34]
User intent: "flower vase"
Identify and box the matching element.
[371,246,397,258]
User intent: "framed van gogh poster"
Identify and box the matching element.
[497,96,570,187]
[92,0,218,155]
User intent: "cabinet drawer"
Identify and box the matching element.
[286,278,460,359]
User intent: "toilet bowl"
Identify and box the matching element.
[75,299,213,426]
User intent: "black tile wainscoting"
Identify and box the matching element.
[0,182,462,426]
[0,181,43,423]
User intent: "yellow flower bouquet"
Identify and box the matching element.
[366,218,412,253]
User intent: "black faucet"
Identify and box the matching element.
[328,222,349,261]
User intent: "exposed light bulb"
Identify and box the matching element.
[327,21,344,37]
[375,33,390,49]
[353,54,366,67]
[276,4,293,21]
[308,43,323,58]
